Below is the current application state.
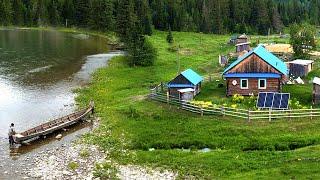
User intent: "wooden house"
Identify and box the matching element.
[167,69,203,100]
[236,34,249,44]
[223,45,288,96]
[313,77,320,105]
[235,42,251,53]
[288,59,314,77]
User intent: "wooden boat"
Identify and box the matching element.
[13,101,94,144]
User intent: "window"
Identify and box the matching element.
[240,79,248,89]
[259,79,267,89]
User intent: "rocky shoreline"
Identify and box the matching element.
[25,143,105,179]
[22,142,177,180]
[18,118,177,180]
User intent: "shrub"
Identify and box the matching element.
[232,94,245,103]
[93,162,118,179]
[79,149,90,158]
[68,161,79,171]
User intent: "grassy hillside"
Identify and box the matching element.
[76,31,320,179]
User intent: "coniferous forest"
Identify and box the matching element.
[1,0,320,35]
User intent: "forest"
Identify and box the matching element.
[1,0,320,35]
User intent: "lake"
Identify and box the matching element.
[0,28,118,178]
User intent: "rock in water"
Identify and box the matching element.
[55,134,63,139]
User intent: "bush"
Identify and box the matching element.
[93,162,118,179]
[232,94,245,104]
[68,161,79,171]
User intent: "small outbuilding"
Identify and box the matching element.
[167,69,203,100]
[219,55,228,67]
[229,34,238,44]
[235,42,251,53]
[313,77,320,105]
[288,59,314,77]
[223,45,288,96]
[236,34,249,44]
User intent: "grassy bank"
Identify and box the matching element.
[76,31,320,179]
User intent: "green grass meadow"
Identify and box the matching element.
[76,31,320,179]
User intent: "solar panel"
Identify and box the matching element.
[272,93,282,109]
[265,93,275,108]
[256,92,290,109]
[280,93,290,109]
[257,92,266,108]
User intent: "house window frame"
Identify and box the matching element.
[258,79,267,89]
[240,78,249,89]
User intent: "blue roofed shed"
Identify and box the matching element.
[223,45,288,96]
[168,69,203,100]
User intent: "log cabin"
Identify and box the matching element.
[167,69,203,100]
[223,45,288,96]
[313,77,320,105]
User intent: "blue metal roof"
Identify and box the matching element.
[223,45,288,76]
[167,84,195,88]
[180,69,203,85]
[224,73,281,78]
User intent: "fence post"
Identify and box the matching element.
[247,109,251,122]
[222,106,225,117]
[201,107,204,116]
[311,106,313,120]
[269,108,272,122]
[166,92,169,104]
[289,109,292,121]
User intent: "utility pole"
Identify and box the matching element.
[268,28,271,44]
[177,44,181,75]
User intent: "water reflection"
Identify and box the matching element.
[0,29,122,179]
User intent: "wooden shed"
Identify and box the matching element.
[236,34,249,44]
[235,42,251,53]
[288,59,314,77]
[167,69,203,100]
[313,77,320,105]
[223,45,288,96]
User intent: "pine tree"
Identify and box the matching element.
[0,0,13,26]
[74,0,91,27]
[48,0,59,26]
[35,0,48,26]
[116,0,136,42]
[166,26,174,44]
[127,21,156,67]
[272,6,283,33]
[90,0,114,31]
[61,0,75,27]
[12,0,25,25]
[136,0,152,35]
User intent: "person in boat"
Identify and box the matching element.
[8,123,16,146]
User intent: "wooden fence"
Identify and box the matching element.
[149,92,320,121]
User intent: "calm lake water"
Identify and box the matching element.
[0,29,119,178]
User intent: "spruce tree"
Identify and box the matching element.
[0,0,13,26]
[116,0,136,42]
[166,26,174,44]
[127,21,156,67]
[74,0,91,27]
[61,0,75,27]
[12,0,25,25]
[136,0,152,35]
[48,0,59,26]
[90,0,114,31]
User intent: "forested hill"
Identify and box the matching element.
[0,0,320,35]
